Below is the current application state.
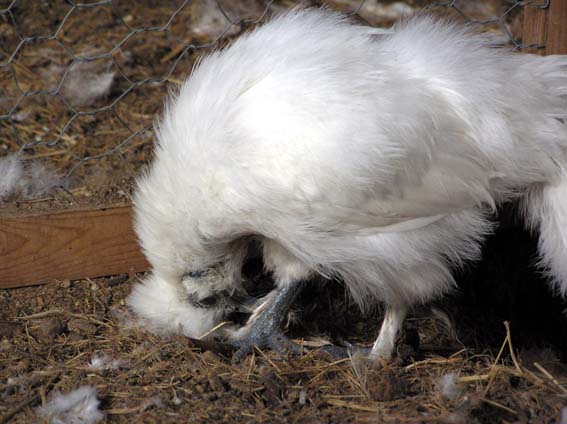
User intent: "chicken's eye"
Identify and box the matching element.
[186,270,203,278]
[197,295,218,307]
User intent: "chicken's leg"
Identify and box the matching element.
[231,286,408,361]
[231,283,303,360]
[370,306,408,360]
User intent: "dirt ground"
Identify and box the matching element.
[2,224,567,423]
[2,1,566,423]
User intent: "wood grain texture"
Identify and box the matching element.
[547,0,567,54]
[0,207,149,289]
[521,1,548,55]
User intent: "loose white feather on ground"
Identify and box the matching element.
[37,385,104,424]
[0,154,23,200]
[0,153,60,201]
[44,57,115,108]
[88,354,127,371]
[438,372,461,400]
[129,8,567,359]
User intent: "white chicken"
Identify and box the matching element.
[128,9,567,359]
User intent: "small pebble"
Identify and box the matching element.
[0,320,23,338]
[202,350,221,363]
[67,318,97,336]
[299,389,307,405]
[15,358,30,372]
[29,318,65,342]
[106,274,129,287]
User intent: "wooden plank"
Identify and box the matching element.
[547,0,567,54]
[0,206,149,289]
[521,1,548,55]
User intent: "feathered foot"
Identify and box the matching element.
[229,283,373,360]
[231,284,303,361]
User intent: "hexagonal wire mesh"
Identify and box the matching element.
[0,0,548,208]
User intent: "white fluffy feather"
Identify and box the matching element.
[128,273,225,338]
[0,153,60,201]
[37,386,104,424]
[88,354,126,371]
[129,10,567,342]
[438,372,461,400]
[0,154,23,199]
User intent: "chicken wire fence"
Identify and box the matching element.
[0,0,548,206]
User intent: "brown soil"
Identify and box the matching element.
[2,225,567,423]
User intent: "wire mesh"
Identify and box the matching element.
[0,0,548,207]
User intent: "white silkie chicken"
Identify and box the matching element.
[128,9,567,359]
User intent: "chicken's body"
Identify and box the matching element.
[129,10,567,358]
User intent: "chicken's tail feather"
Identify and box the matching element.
[524,176,567,298]
[520,53,567,297]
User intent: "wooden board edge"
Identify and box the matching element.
[0,206,149,289]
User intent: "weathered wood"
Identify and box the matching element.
[521,1,548,55]
[522,0,567,55]
[0,207,149,289]
[547,0,567,54]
